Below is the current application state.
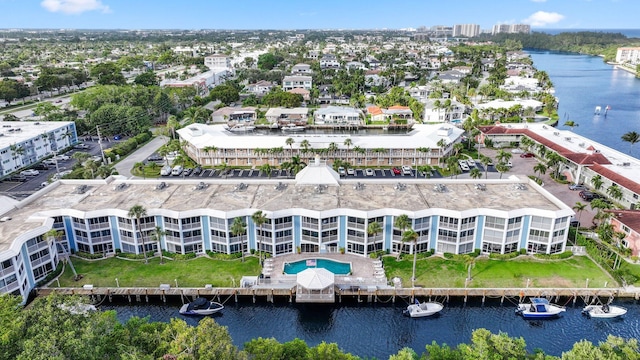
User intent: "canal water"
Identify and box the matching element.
[527,50,640,155]
[102,297,640,358]
[102,52,640,358]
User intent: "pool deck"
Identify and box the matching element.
[258,253,388,288]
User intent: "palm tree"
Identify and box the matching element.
[300,139,310,153]
[367,221,382,240]
[536,143,547,158]
[469,168,482,180]
[495,163,509,179]
[533,162,547,179]
[150,226,167,264]
[621,131,640,154]
[288,155,306,175]
[479,155,492,179]
[591,175,604,191]
[134,161,146,179]
[259,163,273,178]
[463,254,475,282]
[545,152,563,179]
[496,149,512,164]
[394,214,411,260]
[230,217,247,262]
[127,205,149,264]
[402,229,419,287]
[45,229,79,280]
[251,210,268,265]
[343,138,353,152]
[606,183,623,201]
[564,120,578,131]
[590,199,613,227]
[572,202,587,244]
[285,137,295,155]
[327,142,339,156]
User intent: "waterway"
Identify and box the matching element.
[104,52,640,358]
[103,297,640,358]
[527,50,640,155]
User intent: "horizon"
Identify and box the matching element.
[2,0,640,31]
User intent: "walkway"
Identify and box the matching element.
[114,135,168,178]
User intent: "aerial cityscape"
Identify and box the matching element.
[1,1,640,359]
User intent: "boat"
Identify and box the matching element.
[403,299,444,318]
[594,106,601,115]
[582,303,627,319]
[269,122,280,129]
[281,124,306,132]
[179,297,224,316]
[515,298,566,319]
[227,124,256,132]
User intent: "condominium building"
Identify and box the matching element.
[178,122,463,167]
[616,47,640,65]
[0,163,573,303]
[492,24,531,35]
[453,24,480,38]
[204,54,232,70]
[0,121,77,178]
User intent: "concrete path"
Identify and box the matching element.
[115,135,168,178]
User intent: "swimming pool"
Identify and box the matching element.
[283,258,351,275]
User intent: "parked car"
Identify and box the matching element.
[43,159,58,166]
[33,163,49,170]
[346,168,355,176]
[193,166,202,175]
[147,154,163,162]
[392,167,401,175]
[160,165,172,176]
[568,184,587,191]
[520,152,535,158]
[458,160,470,171]
[338,166,346,176]
[401,165,413,175]
[365,168,374,176]
[9,174,27,182]
[113,134,122,140]
[73,143,91,150]
[511,148,524,154]
[579,191,596,200]
[20,169,40,176]
[182,168,193,176]
[171,165,183,176]
[465,159,476,167]
[53,154,70,161]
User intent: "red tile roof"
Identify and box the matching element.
[606,210,640,234]
[367,106,383,116]
[388,105,410,110]
[590,163,640,195]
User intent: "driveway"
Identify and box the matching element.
[115,135,168,178]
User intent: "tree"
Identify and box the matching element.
[572,202,587,244]
[469,167,482,180]
[45,229,79,280]
[230,216,247,262]
[134,71,159,87]
[90,63,126,85]
[394,214,411,260]
[367,221,382,241]
[533,162,547,179]
[464,255,475,282]
[545,151,564,179]
[150,226,167,264]
[128,204,149,264]
[606,183,623,201]
[257,53,284,70]
[495,149,512,164]
[252,210,268,265]
[402,229,419,287]
[621,131,640,154]
[591,174,604,191]
[259,163,274,178]
[495,163,509,179]
[285,137,295,154]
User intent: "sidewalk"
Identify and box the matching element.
[114,135,168,178]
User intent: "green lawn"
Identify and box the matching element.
[383,255,614,289]
[58,256,261,288]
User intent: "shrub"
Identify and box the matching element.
[75,251,104,260]
[173,253,197,260]
[206,251,243,260]
[534,251,573,260]
[489,252,520,260]
[36,264,64,287]
[443,252,454,259]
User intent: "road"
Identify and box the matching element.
[115,135,168,178]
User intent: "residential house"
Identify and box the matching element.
[314,106,363,126]
[211,107,257,124]
[287,88,310,102]
[345,61,367,71]
[282,75,312,91]
[265,107,309,125]
[606,210,640,256]
[291,63,313,75]
[320,54,340,69]
[423,99,466,123]
[245,80,274,96]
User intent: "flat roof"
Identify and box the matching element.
[0,174,569,255]
[0,121,74,148]
[178,123,464,150]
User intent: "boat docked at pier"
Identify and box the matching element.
[515,298,565,319]
[227,124,256,132]
[403,299,444,318]
[582,303,627,319]
[281,123,306,132]
[179,297,224,316]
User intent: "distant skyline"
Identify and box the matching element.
[0,0,639,31]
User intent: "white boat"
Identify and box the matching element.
[227,124,256,132]
[281,124,306,132]
[403,300,444,318]
[269,122,280,129]
[515,298,566,319]
[582,304,627,318]
[594,106,601,115]
[179,297,224,316]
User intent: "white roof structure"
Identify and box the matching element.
[296,268,335,290]
[295,156,340,185]
[475,99,542,110]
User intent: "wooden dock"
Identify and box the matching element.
[37,286,640,304]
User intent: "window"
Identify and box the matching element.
[210,243,228,254]
[439,216,459,229]
[507,217,522,230]
[181,216,201,225]
[529,229,550,242]
[483,229,503,243]
[275,243,293,255]
[482,242,502,253]
[527,242,548,254]
[438,229,458,243]
[459,242,474,254]
[485,216,505,229]
[530,216,552,229]
[210,217,226,230]
[414,217,430,230]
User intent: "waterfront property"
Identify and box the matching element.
[178,122,464,167]
[0,159,574,303]
[478,123,640,211]
[0,120,77,179]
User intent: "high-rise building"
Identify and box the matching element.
[453,24,480,37]
[492,24,531,35]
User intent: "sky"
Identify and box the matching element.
[0,0,638,30]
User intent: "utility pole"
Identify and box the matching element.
[96,125,107,164]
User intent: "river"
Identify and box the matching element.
[102,52,640,359]
[527,50,640,155]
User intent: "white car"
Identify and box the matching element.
[337,166,346,176]
[466,159,476,167]
[511,148,524,154]
[458,161,470,171]
[347,168,355,176]
[54,154,70,161]
[401,165,412,175]
[160,165,172,176]
[20,169,40,176]
[365,168,374,176]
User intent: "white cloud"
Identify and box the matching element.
[41,0,111,15]
[523,11,565,27]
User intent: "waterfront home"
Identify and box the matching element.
[287,88,310,102]
[423,99,466,123]
[314,106,363,126]
[367,106,414,124]
[606,210,640,256]
[211,107,257,124]
[264,107,309,125]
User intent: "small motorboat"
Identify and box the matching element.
[179,297,224,316]
[582,303,627,319]
[403,299,443,318]
[227,124,256,132]
[516,298,565,319]
[281,124,306,132]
